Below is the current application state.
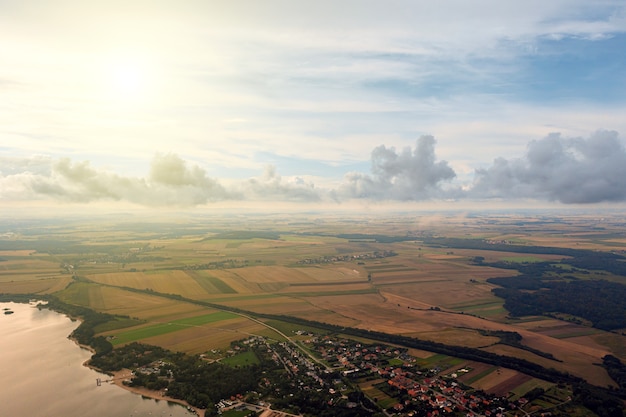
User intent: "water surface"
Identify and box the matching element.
[0,302,195,417]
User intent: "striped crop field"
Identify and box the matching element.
[145,318,275,353]
[0,257,64,282]
[228,266,315,284]
[87,270,210,298]
[0,276,71,294]
[186,270,238,294]
[109,311,239,345]
[198,270,258,294]
[71,285,212,320]
[277,282,373,294]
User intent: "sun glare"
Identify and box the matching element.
[95,51,160,106]
[112,63,143,96]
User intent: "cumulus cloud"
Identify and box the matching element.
[0,154,323,206]
[0,155,52,176]
[25,155,229,206]
[470,130,626,203]
[238,165,321,202]
[335,135,457,200]
[4,131,626,207]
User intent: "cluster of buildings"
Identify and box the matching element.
[303,335,516,416]
[297,250,396,265]
[133,360,171,377]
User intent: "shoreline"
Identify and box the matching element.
[0,300,205,416]
[66,321,205,416]
[107,368,205,416]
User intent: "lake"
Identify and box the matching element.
[0,301,196,417]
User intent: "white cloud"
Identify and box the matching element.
[3,131,626,207]
[1,0,626,209]
[237,165,321,202]
[12,155,230,207]
[470,130,626,203]
[335,136,456,201]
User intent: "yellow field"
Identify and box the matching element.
[410,328,500,348]
[214,267,296,285]
[57,283,212,321]
[379,280,500,310]
[217,294,322,316]
[483,341,614,387]
[277,282,373,294]
[0,276,71,294]
[0,250,36,256]
[87,270,210,298]
[198,270,259,294]
[0,258,64,282]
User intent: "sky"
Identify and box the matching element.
[2,0,626,211]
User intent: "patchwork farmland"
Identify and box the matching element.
[1,211,626,415]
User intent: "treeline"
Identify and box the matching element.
[178,259,250,271]
[492,280,626,330]
[604,355,626,395]
[473,258,626,331]
[424,237,596,257]
[484,261,568,290]
[476,329,559,361]
[0,293,115,356]
[42,296,115,356]
[201,231,281,241]
[332,233,415,243]
[431,236,626,276]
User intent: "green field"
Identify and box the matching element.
[173,311,239,326]
[221,409,254,417]
[416,353,465,370]
[94,317,145,333]
[110,311,239,345]
[221,351,260,367]
[463,366,497,384]
[111,322,183,345]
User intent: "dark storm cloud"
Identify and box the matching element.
[470,130,626,203]
[336,135,457,200]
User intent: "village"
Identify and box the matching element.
[193,331,526,417]
[296,250,397,265]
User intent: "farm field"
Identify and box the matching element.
[0,252,69,295]
[1,210,626,402]
[88,270,211,298]
[358,379,397,409]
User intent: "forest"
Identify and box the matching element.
[469,257,626,330]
